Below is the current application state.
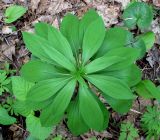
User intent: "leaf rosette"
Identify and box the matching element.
[21,9,142,135]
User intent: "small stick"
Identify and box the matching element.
[12,124,26,132]
[130,109,142,114]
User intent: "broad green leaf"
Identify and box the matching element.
[104,47,139,71]
[103,64,142,87]
[21,60,62,82]
[27,77,71,102]
[4,5,27,23]
[79,82,104,131]
[26,114,52,140]
[79,9,99,44]
[135,80,160,99]
[131,38,146,59]
[48,24,76,64]
[91,91,109,129]
[87,75,135,100]
[60,14,80,59]
[67,100,89,136]
[26,97,54,111]
[85,56,125,74]
[96,27,133,57]
[104,94,132,114]
[137,31,155,50]
[0,107,16,125]
[22,32,76,71]
[40,79,76,126]
[13,100,31,116]
[12,76,34,101]
[52,135,62,140]
[82,17,105,64]
[35,22,50,39]
[26,135,38,140]
[35,22,76,64]
[122,2,153,30]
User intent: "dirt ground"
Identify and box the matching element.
[0,0,160,140]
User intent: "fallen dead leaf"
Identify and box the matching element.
[33,0,72,16]
[1,0,13,4]
[153,0,160,7]
[114,0,130,8]
[92,1,120,27]
[151,18,160,45]
[2,26,13,34]
[30,0,41,11]
[0,42,15,61]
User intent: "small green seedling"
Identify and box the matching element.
[2,97,17,116]
[141,106,160,140]
[0,62,16,75]
[0,72,10,95]
[4,5,27,23]
[119,122,139,140]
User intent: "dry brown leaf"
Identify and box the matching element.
[47,1,72,15]
[92,1,120,27]
[33,0,72,15]
[153,0,160,7]
[114,0,130,8]
[1,0,13,4]
[151,18,160,45]
[30,0,41,11]
[2,26,13,34]
[0,42,15,61]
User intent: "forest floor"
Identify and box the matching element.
[0,0,160,140]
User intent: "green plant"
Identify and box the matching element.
[141,106,160,140]
[119,122,139,140]
[52,135,63,140]
[0,62,16,75]
[26,114,52,140]
[0,2,158,140]
[0,106,16,125]
[11,76,52,139]
[2,97,17,115]
[0,72,10,95]
[20,8,144,135]
[135,80,160,99]
[123,2,153,30]
[4,5,27,23]
[136,31,155,51]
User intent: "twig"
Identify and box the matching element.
[124,17,134,21]
[130,109,142,114]
[12,124,26,132]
